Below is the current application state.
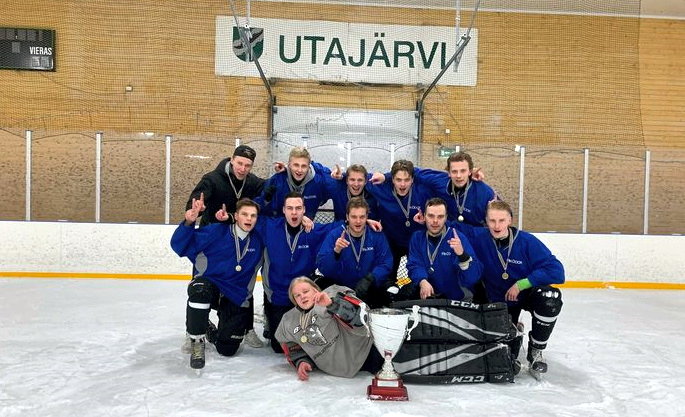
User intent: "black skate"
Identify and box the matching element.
[190,337,206,370]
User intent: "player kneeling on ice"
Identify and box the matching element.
[171,196,264,370]
[461,200,564,379]
[275,277,383,380]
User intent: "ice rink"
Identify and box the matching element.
[1,278,684,417]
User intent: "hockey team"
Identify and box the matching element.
[170,144,564,383]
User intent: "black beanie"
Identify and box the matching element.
[233,144,256,161]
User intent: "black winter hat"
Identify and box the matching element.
[233,144,256,161]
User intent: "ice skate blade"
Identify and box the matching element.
[528,367,543,381]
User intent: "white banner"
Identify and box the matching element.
[215,17,478,86]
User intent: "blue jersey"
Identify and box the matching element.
[326,179,380,221]
[463,226,565,304]
[170,222,263,307]
[366,179,438,249]
[411,168,497,226]
[406,227,483,300]
[254,217,344,306]
[258,161,335,219]
[316,225,392,289]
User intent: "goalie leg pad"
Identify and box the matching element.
[391,299,516,344]
[393,342,514,384]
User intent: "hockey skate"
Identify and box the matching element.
[244,329,265,348]
[189,337,206,369]
[527,345,547,381]
[182,321,218,353]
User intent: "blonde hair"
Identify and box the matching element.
[288,276,321,306]
[487,200,513,217]
[288,147,311,162]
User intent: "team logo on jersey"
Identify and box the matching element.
[233,26,264,62]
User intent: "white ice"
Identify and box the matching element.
[1,278,684,417]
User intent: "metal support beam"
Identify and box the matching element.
[25,130,32,221]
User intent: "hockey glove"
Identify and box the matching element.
[327,292,368,328]
[354,273,374,301]
[263,185,277,204]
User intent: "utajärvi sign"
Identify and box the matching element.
[215,17,478,86]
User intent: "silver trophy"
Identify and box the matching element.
[366,305,420,401]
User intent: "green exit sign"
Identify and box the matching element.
[438,147,455,158]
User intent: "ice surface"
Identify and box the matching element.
[1,278,684,417]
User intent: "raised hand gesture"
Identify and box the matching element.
[215,203,231,222]
[471,167,485,182]
[331,164,343,180]
[369,171,385,185]
[366,219,382,232]
[184,192,205,225]
[448,228,464,256]
[413,209,425,225]
[313,290,332,307]
[334,229,350,254]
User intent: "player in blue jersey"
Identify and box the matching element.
[404,198,483,301]
[365,159,443,286]
[326,164,380,221]
[171,197,264,369]
[316,197,393,308]
[406,151,498,227]
[462,200,564,378]
[257,147,335,219]
[250,191,344,353]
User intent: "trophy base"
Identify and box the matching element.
[367,377,409,401]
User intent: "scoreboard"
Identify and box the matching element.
[0,27,55,71]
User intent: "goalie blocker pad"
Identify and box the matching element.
[393,342,514,384]
[391,299,516,344]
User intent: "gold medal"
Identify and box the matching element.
[458,215,464,222]
[502,272,509,280]
[235,265,242,272]
[300,335,308,343]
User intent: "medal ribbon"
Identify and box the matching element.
[347,225,366,269]
[392,186,413,226]
[233,224,251,268]
[426,227,448,273]
[285,223,304,258]
[227,166,246,200]
[452,180,472,217]
[492,228,517,278]
[299,308,314,342]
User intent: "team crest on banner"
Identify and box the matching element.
[216,17,478,86]
[232,27,264,62]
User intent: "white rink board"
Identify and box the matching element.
[0,221,683,283]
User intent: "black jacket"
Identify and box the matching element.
[185,158,266,226]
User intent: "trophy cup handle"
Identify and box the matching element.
[405,305,421,341]
[358,301,370,337]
